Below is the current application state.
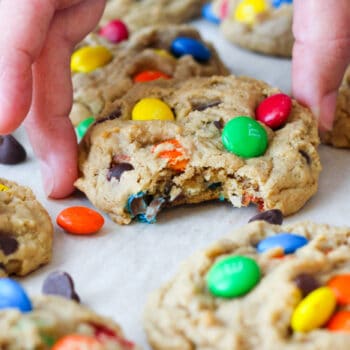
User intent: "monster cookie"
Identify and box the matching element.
[321,67,350,148]
[101,0,207,30]
[211,0,294,57]
[71,25,229,127]
[75,75,321,225]
[0,278,137,349]
[0,178,53,276]
[145,218,350,350]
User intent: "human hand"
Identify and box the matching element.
[292,0,350,131]
[0,0,106,198]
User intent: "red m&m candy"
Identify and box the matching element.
[256,93,292,129]
[327,311,350,332]
[52,335,101,350]
[133,70,171,83]
[99,20,129,44]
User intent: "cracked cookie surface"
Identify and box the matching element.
[72,25,229,126]
[144,221,350,350]
[75,75,321,225]
[212,0,294,57]
[0,295,137,349]
[101,0,207,30]
[0,178,53,276]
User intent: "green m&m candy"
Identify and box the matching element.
[206,255,261,298]
[76,116,95,141]
[222,116,268,158]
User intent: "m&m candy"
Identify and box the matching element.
[76,117,95,141]
[171,37,211,62]
[327,274,350,305]
[327,311,350,332]
[202,3,221,24]
[133,70,171,83]
[52,335,101,350]
[221,116,268,158]
[132,98,175,121]
[0,278,32,313]
[0,183,9,192]
[257,233,308,254]
[57,206,105,235]
[235,0,269,25]
[71,46,113,73]
[206,255,261,298]
[272,0,293,8]
[98,20,129,43]
[256,93,292,129]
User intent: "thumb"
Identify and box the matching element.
[292,0,350,131]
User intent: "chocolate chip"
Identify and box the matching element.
[208,182,222,190]
[95,107,122,124]
[0,135,26,165]
[128,193,148,217]
[294,274,319,296]
[42,271,80,302]
[248,209,283,225]
[213,120,223,130]
[0,232,18,255]
[299,150,311,165]
[191,100,221,111]
[144,198,165,223]
[107,163,134,181]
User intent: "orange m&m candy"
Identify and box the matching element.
[52,335,101,350]
[133,70,171,83]
[57,206,104,235]
[327,274,350,305]
[152,139,189,172]
[327,311,350,332]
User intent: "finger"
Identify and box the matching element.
[25,0,106,198]
[292,0,350,131]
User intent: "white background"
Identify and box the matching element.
[1,19,350,349]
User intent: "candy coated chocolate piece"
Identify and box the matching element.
[171,37,211,62]
[132,98,175,121]
[71,46,113,73]
[206,255,261,298]
[291,287,336,332]
[222,116,268,158]
[202,3,221,24]
[57,206,105,235]
[272,0,293,8]
[248,209,283,225]
[98,20,129,43]
[327,311,350,332]
[256,93,292,129]
[257,233,308,254]
[42,271,80,302]
[0,278,32,313]
[76,117,95,141]
[327,274,350,305]
[133,70,171,83]
[294,274,319,296]
[0,135,26,165]
[235,0,269,25]
[107,163,134,181]
[52,335,101,350]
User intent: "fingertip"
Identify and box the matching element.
[317,90,338,132]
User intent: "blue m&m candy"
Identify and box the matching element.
[257,233,308,254]
[202,3,221,24]
[272,0,293,8]
[0,278,32,313]
[171,37,211,62]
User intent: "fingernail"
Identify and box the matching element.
[40,162,55,196]
[318,91,338,132]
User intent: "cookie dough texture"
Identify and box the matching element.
[145,221,350,350]
[71,25,229,126]
[101,0,207,30]
[213,0,294,57]
[0,295,137,349]
[76,75,321,225]
[321,67,350,148]
[0,178,53,277]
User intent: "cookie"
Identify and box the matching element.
[75,75,321,225]
[71,25,229,126]
[0,178,53,276]
[212,0,294,57]
[101,0,207,30]
[145,219,350,350]
[321,67,350,148]
[0,282,137,349]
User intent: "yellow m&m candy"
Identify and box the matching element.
[0,184,9,192]
[235,0,268,25]
[153,49,175,60]
[71,46,113,73]
[291,287,336,332]
[132,98,175,121]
